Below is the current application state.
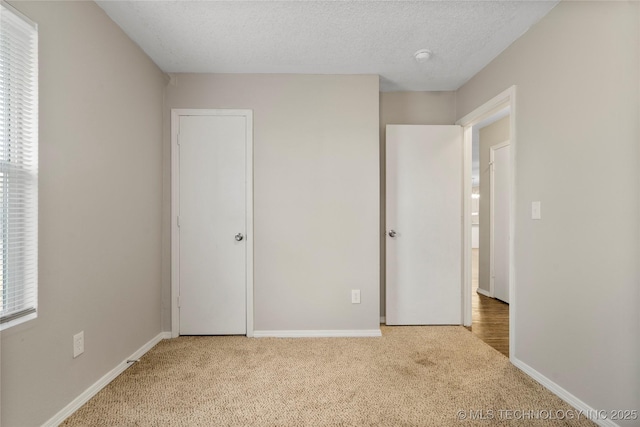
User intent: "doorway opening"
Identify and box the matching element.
[457,87,515,359]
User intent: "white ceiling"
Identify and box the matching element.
[96,1,558,92]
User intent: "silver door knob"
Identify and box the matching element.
[388,230,397,238]
[235,233,244,241]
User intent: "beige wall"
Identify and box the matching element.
[0,2,165,426]
[163,74,380,331]
[379,92,456,316]
[457,1,639,418]
[477,116,510,293]
[3,1,638,423]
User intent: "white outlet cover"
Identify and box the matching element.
[73,331,84,358]
[351,290,361,304]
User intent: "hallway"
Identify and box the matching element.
[468,248,509,357]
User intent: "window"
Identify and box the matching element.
[0,2,38,330]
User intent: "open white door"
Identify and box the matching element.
[491,142,510,303]
[386,125,463,325]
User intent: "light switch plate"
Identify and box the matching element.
[532,201,541,220]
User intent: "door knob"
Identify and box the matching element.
[235,233,244,241]
[388,230,397,238]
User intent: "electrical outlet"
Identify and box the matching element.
[73,331,84,358]
[351,289,361,304]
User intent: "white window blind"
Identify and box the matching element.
[0,2,38,330]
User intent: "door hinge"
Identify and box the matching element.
[177,296,180,308]
[177,132,181,146]
[177,216,181,227]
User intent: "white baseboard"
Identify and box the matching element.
[42,331,170,427]
[253,329,382,338]
[512,357,619,427]
[476,287,493,298]
[380,316,386,324]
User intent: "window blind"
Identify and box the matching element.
[0,2,38,329]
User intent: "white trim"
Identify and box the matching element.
[462,126,473,326]
[456,87,515,128]
[456,85,517,361]
[476,287,493,298]
[380,316,386,324]
[245,112,254,338]
[489,140,510,300]
[0,311,37,331]
[42,332,170,427]
[171,110,179,338]
[0,0,38,29]
[507,93,517,363]
[512,358,620,427]
[171,109,254,338]
[253,330,382,338]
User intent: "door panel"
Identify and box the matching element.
[492,144,510,303]
[386,125,462,325]
[179,115,247,335]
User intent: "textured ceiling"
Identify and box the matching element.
[96,1,558,92]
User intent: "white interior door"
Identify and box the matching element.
[491,143,510,303]
[178,113,248,335]
[386,125,462,325]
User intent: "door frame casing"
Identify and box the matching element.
[171,109,254,338]
[489,140,510,300]
[456,86,516,361]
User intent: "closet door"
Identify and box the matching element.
[177,112,250,335]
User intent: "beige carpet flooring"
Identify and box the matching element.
[63,326,595,426]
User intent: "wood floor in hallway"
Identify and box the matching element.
[467,248,509,357]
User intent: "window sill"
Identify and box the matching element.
[0,311,38,332]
